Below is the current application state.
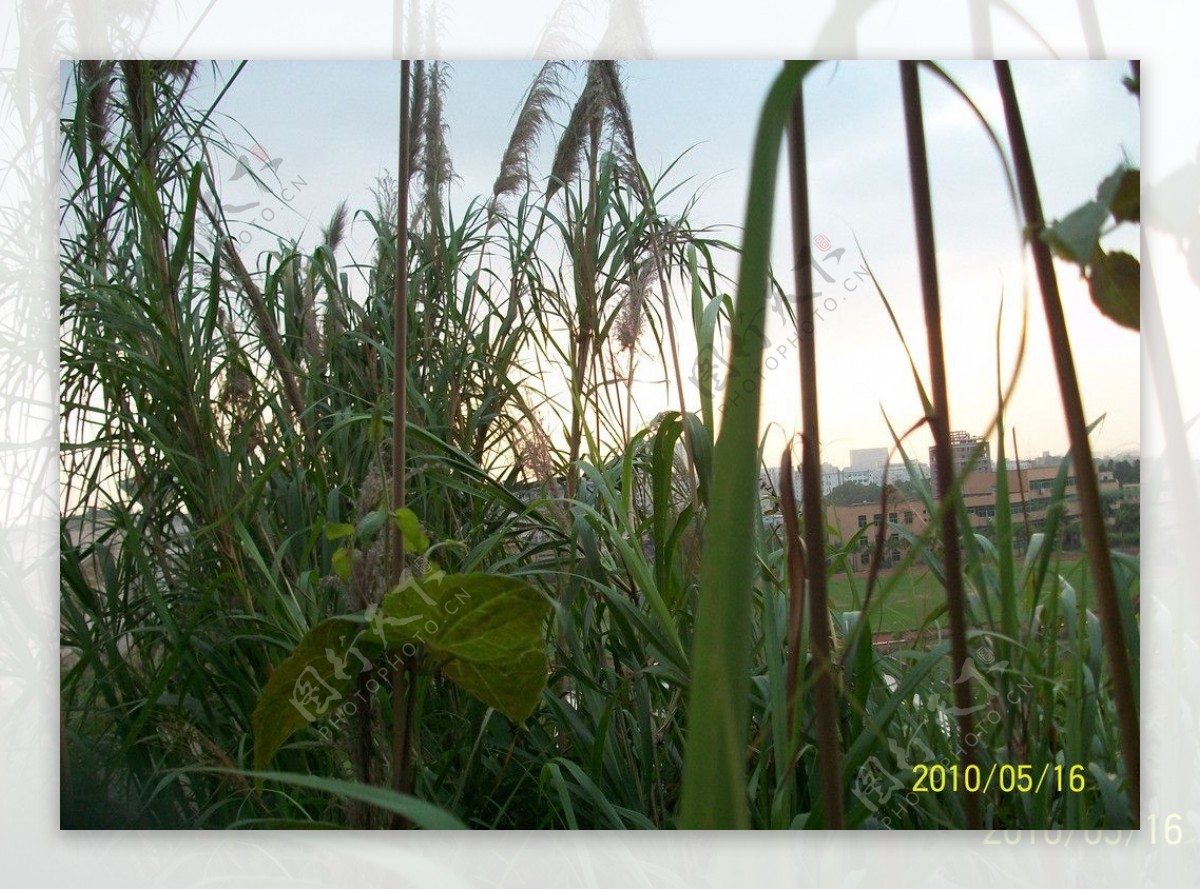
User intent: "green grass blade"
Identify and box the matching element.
[680,60,819,830]
[226,770,468,829]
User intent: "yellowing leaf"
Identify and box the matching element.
[331,545,355,580]
[252,617,383,771]
[368,411,386,443]
[391,507,431,554]
[381,573,550,723]
[325,522,355,542]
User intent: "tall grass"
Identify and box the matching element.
[994,61,1139,822]
[59,60,1137,830]
[784,73,844,829]
[898,60,980,828]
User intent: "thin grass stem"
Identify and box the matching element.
[899,60,981,829]
[994,60,1139,823]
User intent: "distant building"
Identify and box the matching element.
[929,431,993,496]
[957,461,1120,549]
[834,459,930,489]
[819,463,843,495]
[827,498,930,571]
[849,447,889,471]
[885,461,930,486]
[842,467,876,486]
[1032,450,1057,468]
[760,462,841,509]
[821,457,1118,570]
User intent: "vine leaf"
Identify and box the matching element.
[251,574,551,772]
[1088,249,1139,330]
[252,616,383,771]
[1040,164,1134,265]
[1040,163,1140,331]
[391,507,431,553]
[325,521,355,541]
[1109,167,1139,224]
[331,545,355,580]
[381,573,551,723]
[1041,199,1111,267]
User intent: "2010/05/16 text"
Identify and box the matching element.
[912,763,1087,795]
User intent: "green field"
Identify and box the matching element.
[825,552,1121,635]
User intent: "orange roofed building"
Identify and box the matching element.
[822,460,1120,573]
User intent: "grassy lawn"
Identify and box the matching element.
[824,551,1131,635]
[826,565,944,635]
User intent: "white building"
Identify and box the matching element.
[849,447,889,471]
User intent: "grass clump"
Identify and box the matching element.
[59,60,1138,830]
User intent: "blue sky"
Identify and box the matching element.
[195,60,1140,468]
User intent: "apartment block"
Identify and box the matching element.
[822,459,1122,572]
[929,430,993,496]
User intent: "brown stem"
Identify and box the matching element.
[994,60,1139,824]
[899,61,981,829]
[390,659,417,829]
[785,83,844,829]
[390,59,414,828]
[1012,428,1033,545]
[779,444,806,732]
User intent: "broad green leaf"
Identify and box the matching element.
[391,507,431,553]
[381,573,550,723]
[1109,168,1139,224]
[1088,249,1139,330]
[680,59,821,831]
[252,617,382,771]
[442,650,549,725]
[1040,199,1108,266]
[325,522,355,542]
[1040,163,1138,265]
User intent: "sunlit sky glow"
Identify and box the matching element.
[195,60,1140,469]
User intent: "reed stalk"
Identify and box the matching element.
[785,81,844,829]
[390,59,415,827]
[994,59,1139,823]
[898,60,981,829]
